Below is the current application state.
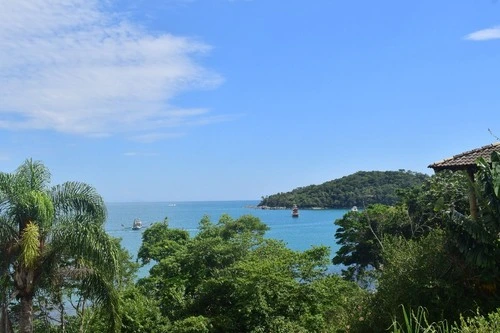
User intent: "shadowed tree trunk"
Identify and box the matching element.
[16,266,35,333]
[467,169,478,221]
[19,295,33,333]
[0,304,13,333]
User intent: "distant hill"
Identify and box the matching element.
[258,170,430,209]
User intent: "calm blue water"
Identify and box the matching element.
[105,201,349,277]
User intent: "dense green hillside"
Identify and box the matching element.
[259,170,430,208]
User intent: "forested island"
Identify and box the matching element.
[259,170,429,208]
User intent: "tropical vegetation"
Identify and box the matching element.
[134,214,366,332]
[259,170,429,208]
[3,151,500,332]
[332,152,500,331]
[0,159,120,333]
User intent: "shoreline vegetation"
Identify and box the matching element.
[258,170,429,209]
[3,152,500,332]
[245,205,332,210]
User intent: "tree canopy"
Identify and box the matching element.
[6,153,500,332]
[136,214,366,332]
[0,159,120,333]
[331,156,500,331]
[259,170,429,208]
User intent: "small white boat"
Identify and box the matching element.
[132,218,143,230]
[351,206,358,212]
[292,204,299,218]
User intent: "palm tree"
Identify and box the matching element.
[0,159,120,333]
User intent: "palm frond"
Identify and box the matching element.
[0,173,24,214]
[0,159,120,333]
[0,172,18,197]
[51,215,119,280]
[3,190,55,238]
[15,159,51,192]
[78,268,121,333]
[51,182,106,225]
[47,218,121,332]
[0,216,17,287]
[0,215,17,246]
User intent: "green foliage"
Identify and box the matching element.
[171,316,211,333]
[137,220,190,266]
[485,151,500,197]
[458,308,500,332]
[304,274,369,331]
[36,241,150,333]
[333,204,412,282]
[389,306,452,333]
[446,152,500,285]
[138,214,366,333]
[0,159,120,333]
[113,238,140,288]
[390,307,500,333]
[334,153,500,332]
[259,170,429,208]
[369,230,472,332]
[333,172,470,284]
[222,240,306,331]
[83,286,171,333]
[398,170,469,228]
[250,316,308,333]
[17,190,54,234]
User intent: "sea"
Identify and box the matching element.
[105,200,350,278]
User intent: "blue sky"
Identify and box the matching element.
[1,0,499,202]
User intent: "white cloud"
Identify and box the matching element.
[0,0,225,140]
[464,26,500,41]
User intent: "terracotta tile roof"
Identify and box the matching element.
[428,142,500,172]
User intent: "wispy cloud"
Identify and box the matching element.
[0,0,226,140]
[464,26,500,41]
